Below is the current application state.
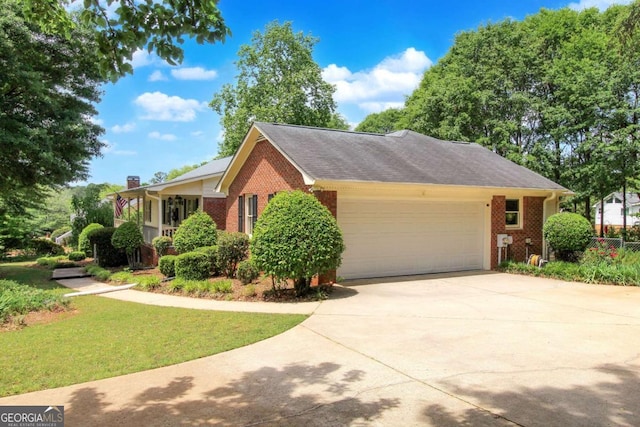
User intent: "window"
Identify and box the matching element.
[506,199,520,228]
[238,194,258,235]
[146,200,152,222]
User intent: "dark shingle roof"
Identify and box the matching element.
[254,122,566,191]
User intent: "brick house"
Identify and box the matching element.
[115,157,231,265]
[216,122,569,280]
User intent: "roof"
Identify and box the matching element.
[118,156,232,196]
[249,122,567,191]
[592,192,640,207]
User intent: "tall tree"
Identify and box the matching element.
[0,0,105,219]
[211,21,338,156]
[22,0,230,81]
[356,109,406,133]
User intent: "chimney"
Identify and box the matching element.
[127,176,140,189]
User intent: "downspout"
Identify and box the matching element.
[542,191,558,259]
[146,191,161,241]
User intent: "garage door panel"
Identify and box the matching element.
[338,199,484,279]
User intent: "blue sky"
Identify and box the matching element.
[88,0,631,186]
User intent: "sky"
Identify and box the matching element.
[87,0,633,186]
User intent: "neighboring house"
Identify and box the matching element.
[114,157,231,262]
[593,192,640,235]
[216,122,569,280]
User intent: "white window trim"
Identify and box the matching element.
[505,197,522,229]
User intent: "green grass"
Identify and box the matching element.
[0,261,307,397]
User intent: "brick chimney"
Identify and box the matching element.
[127,176,140,189]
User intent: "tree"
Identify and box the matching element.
[165,163,205,181]
[1,1,105,207]
[211,21,339,156]
[70,184,114,247]
[149,172,168,184]
[355,109,406,133]
[22,0,230,81]
[111,221,144,268]
[250,191,345,296]
[172,211,217,253]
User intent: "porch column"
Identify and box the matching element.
[158,196,164,239]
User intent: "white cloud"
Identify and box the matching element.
[171,67,218,80]
[111,122,136,133]
[322,47,432,114]
[148,131,177,141]
[148,70,168,82]
[190,130,204,137]
[89,116,104,126]
[129,49,159,68]
[102,140,137,156]
[568,0,632,10]
[134,91,207,122]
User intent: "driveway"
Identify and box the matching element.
[2,272,640,426]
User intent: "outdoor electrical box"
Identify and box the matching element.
[497,234,513,248]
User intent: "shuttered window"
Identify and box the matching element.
[238,195,244,232]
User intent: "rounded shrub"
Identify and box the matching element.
[195,246,218,275]
[172,211,217,254]
[88,227,128,267]
[152,236,173,257]
[217,232,250,277]
[30,238,65,256]
[237,259,260,285]
[543,212,593,262]
[175,252,211,280]
[79,223,104,256]
[68,251,86,261]
[159,255,178,278]
[251,190,345,296]
[111,221,144,267]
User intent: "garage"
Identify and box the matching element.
[338,198,485,280]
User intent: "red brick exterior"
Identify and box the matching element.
[140,243,177,267]
[491,195,545,268]
[203,197,227,231]
[225,139,311,231]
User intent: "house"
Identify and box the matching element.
[216,122,569,280]
[114,156,231,263]
[593,192,640,235]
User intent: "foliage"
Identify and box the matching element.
[172,211,218,254]
[71,184,114,247]
[84,264,111,281]
[136,275,161,290]
[543,213,593,261]
[355,109,406,133]
[87,227,127,267]
[175,252,211,281]
[581,239,619,266]
[1,1,105,205]
[237,259,260,285]
[66,251,85,262]
[35,256,70,269]
[23,0,230,81]
[165,162,206,181]
[29,238,65,256]
[111,221,143,268]
[78,223,104,257]
[195,246,219,275]
[251,191,345,296]
[148,171,168,184]
[211,21,339,156]
[217,232,250,277]
[0,279,70,324]
[152,236,173,257]
[243,284,257,298]
[109,271,134,284]
[51,226,72,241]
[158,255,178,278]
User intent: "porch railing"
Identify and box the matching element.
[162,226,178,238]
[114,218,126,228]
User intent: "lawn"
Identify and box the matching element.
[0,260,307,397]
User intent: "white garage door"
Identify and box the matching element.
[338,199,485,280]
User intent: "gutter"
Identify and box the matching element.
[542,191,558,259]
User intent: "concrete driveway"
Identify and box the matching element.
[2,272,640,426]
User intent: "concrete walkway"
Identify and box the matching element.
[2,271,640,426]
[56,268,321,315]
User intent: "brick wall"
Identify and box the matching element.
[491,195,545,268]
[225,139,310,231]
[203,197,227,231]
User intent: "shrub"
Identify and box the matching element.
[51,226,71,241]
[109,271,134,284]
[79,223,104,256]
[237,259,259,285]
[88,227,128,267]
[242,284,257,298]
[212,279,233,294]
[152,236,173,257]
[251,191,345,296]
[195,246,218,275]
[175,252,211,280]
[68,251,86,261]
[85,265,111,281]
[36,256,68,269]
[0,279,70,324]
[158,255,177,278]
[217,232,250,277]
[581,238,618,266]
[30,238,65,256]
[111,221,144,268]
[137,275,161,290]
[543,213,593,262]
[172,211,217,254]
